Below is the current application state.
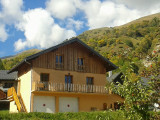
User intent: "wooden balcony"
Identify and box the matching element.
[55,63,64,70]
[34,82,109,94]
[77,65,84,72]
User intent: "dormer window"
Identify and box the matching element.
[56,55,63,69]
[77,58,84,71]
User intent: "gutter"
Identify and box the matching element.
[25,59,31,65]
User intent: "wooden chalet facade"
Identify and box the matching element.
[7,38,124,113]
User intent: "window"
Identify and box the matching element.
[86,77,93,92]
[78,58,83,65]
[40,73,49,82]
[56,55,62,64]
[77,58,84,71]
[86,77,93,85]
[40,73,49,90]
[56,55,63,69]
[3,83,14,88]
[65,75,72,91]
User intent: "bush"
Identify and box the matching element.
[125,40,133,47]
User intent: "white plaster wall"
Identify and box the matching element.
[19,70,31,112]
[33,96,55,113]
[59,97,78,112]
[9,101,18,113]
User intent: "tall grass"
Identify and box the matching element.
[0,110,126,120]
[0,110,159,120]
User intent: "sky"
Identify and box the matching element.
[0,0,160,58]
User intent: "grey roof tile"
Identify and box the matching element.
[0,70,17,80]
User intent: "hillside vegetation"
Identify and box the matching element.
[1,13,160,73]
[78,13,160,74]
[2,49,41,70]
[0,59,4,70]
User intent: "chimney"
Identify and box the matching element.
[109,71,112,77]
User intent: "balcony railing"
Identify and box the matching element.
[34,82,109,94]
[55,63,64,69]
[77,65,84,71]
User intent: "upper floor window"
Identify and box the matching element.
[40,73,49,82]
[77,58,84,71]
[65,75,73,91]
[86,77,93,92]
[56,55,63,69]
[86,77,93,85]
[40,73,49,90]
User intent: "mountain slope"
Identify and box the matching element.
[2,49,41,70]
[2,13,160,73]
[78,13,160,73]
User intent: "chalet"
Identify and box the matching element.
[0,70,17,94]
[7,38,124,113]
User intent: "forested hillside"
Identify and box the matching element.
[1,13,160,74]
[78,14,160,74]
[1,49,40,70]
[0,59,4,70]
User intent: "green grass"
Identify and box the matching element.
[0,110,126,120]
[0,110,159,120]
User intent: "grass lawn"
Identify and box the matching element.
[0,110,127,120]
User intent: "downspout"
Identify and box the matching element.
[24,59,32,112]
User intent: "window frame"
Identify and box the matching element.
[56,54,64,69]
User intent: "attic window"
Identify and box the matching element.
[77,58,84,71]
[78,58,83,65]
[56,55,63,69]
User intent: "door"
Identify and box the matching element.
[33,96,55,113]
[40,73,49,90]
[65,75,72,91]
[86,77,93,92]
[59,97,78,112]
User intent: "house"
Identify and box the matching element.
[7,38,124,113]
[0,70,17,94]
[107,72,123,85]
[0,70,17,110]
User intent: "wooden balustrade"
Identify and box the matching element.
[35,82,109,94]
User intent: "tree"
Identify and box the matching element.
[0,59,5,70]
[111,50,160,120]
[125,40,133,48]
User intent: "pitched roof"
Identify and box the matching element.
[8,38,118,73]
[0,70,17,80]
